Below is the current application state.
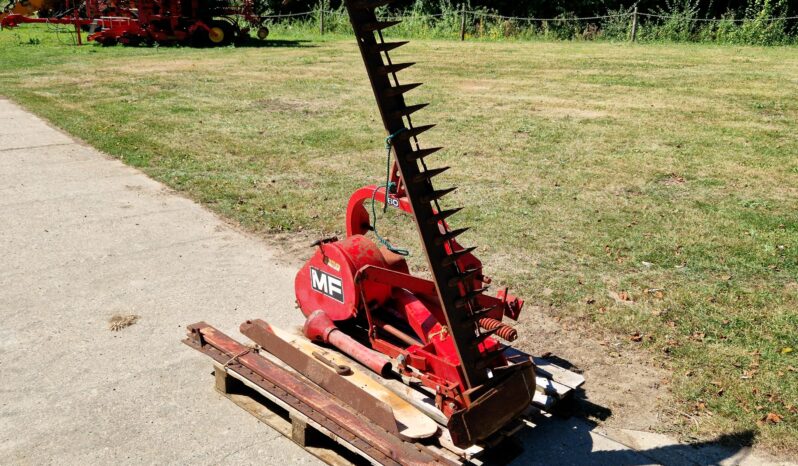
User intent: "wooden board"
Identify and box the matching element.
[214,363,375,466]
[261,327,586,461]
[532,356,586,390]
[535,375,573,400]
[361,369,448,425]
[269,325,439,441]
[207,351,584,465]
[504,347,585,399]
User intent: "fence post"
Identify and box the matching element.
[460,3,466,41]
[319,4,325,35]
[73,8,83,45]
[630,6,638,42]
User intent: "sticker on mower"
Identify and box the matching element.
[386,196,400,208]
[310,267,344,303]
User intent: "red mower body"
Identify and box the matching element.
[294,187,526,416]
[295,235,392,321]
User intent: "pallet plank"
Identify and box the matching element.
[214,364,362,466]
[532,356,586,390]
[282,325,451,426]
[535,375,573,399]
[266,324,438,440]
[504,347,584,396]
[210,357,556,465]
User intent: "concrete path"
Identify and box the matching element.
[0,98,779,465]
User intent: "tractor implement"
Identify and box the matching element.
[1,0,271,46]
[184,0,584,463]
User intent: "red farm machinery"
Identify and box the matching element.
[1,0,271,45]
[178,0,587,463]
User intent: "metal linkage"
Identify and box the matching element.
[343,0,491,390]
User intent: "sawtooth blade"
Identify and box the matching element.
[473,327,500,346]
[434,227,469,245]
[422,186,456,202]
[372,41,409,53]
[428,207,463,226]
[393,103,429,118]
[407,146,442,161]
[378,62,415,75]
[462,304,503,323]
[441,246,477,266]
[361,20,401,32]
[455,287,490,308]
[411,166,450,184]
[395,124,436,140]
[385,82,423,96]
[344,0,490,388]
[447,267,482,287]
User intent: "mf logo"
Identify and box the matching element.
[310,267,344,303]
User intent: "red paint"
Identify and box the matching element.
[295,235,391,321]
[303,310,392,377]
[294,188,527,411]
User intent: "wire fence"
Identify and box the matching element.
[269,8,798,24]
[23,6,795,45]
[264,7,797,45]
[469,11,629,22]
[636,11,798,22]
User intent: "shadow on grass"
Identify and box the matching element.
[571,387,613,421]
[234,38,315,48]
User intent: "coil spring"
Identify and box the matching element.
[477,317,518,342]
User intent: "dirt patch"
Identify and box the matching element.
[108,314,140,331]
[661,173,687,185]
[517,306,670,432]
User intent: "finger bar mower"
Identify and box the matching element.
[184,0,584,462]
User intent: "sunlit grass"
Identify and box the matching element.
[1,26,796,453]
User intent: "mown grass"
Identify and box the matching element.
[1,26,796,453]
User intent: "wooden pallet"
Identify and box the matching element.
[190,320,586,466]
[214,363,473,465]
[214,363,378,465]
[211,349,585,466]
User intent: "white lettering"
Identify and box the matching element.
[311,268,328,293]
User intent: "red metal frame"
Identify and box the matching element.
[295,183,525,417]
[346,180,496,295]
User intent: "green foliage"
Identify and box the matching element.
[601,6,635,41]
[267,0,797,45]
[644,0,795,45]
[647,0,702,41]
[736,0,792,45]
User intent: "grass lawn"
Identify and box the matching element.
[1,26,796,454]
